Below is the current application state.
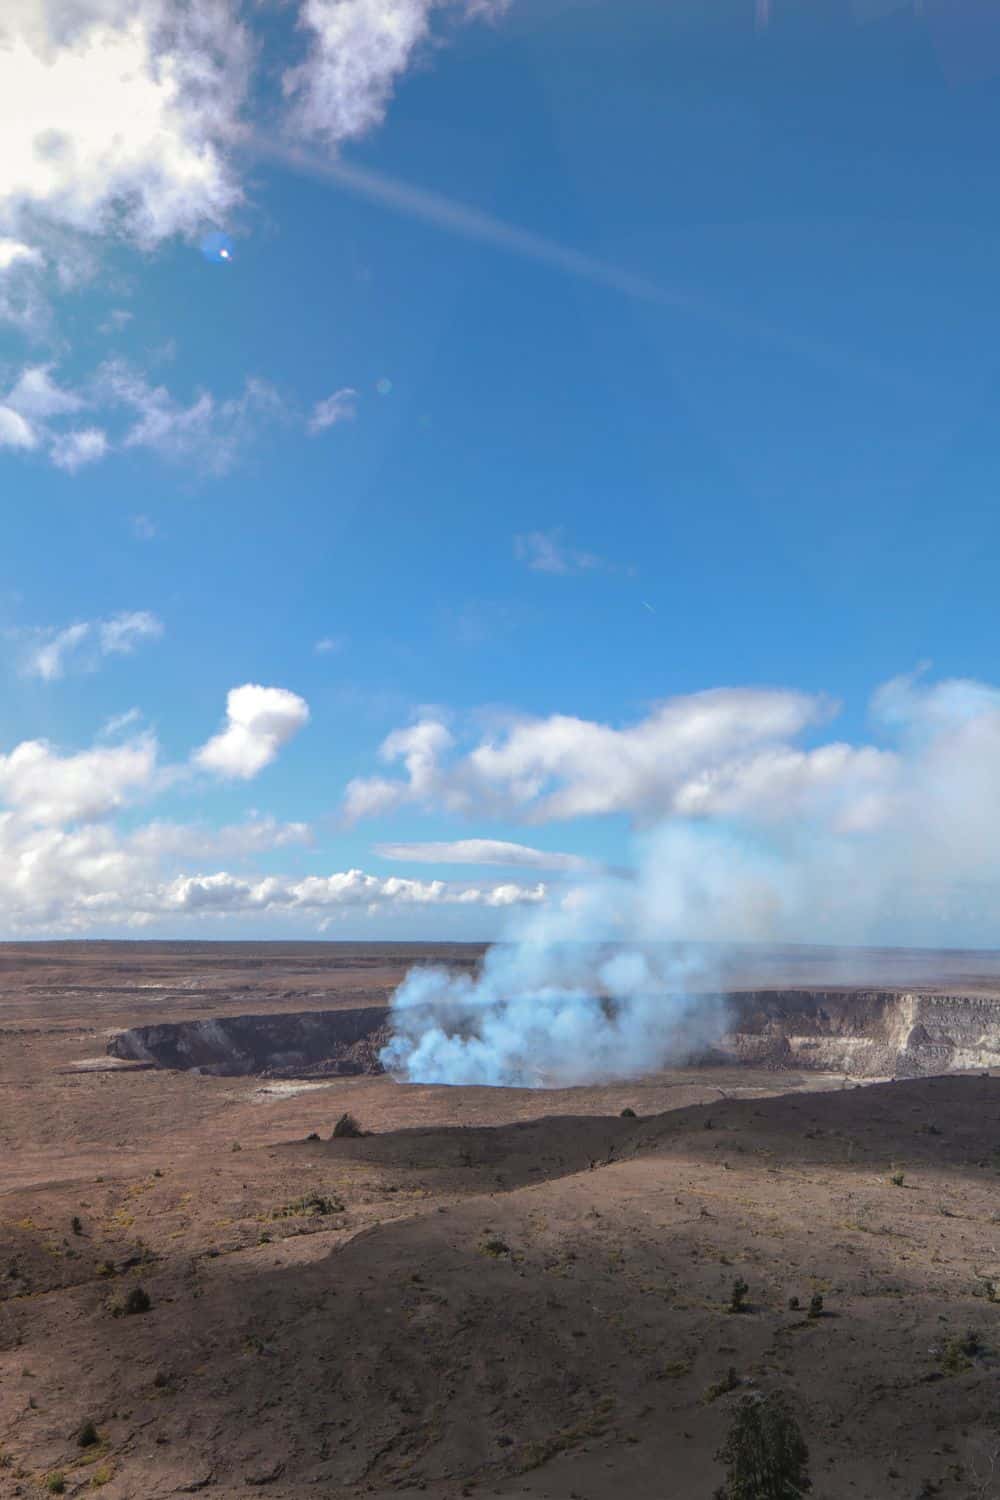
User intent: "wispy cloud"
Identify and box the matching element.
[513,529,612,576]
[18,611,164,682]
[131,514,159,541]
[309,387,357,433]
[375,838,599,873]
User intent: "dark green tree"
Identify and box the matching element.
[715,1392,811,1499]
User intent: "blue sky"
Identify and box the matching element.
[3,0,1000,940]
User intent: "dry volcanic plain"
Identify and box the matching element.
[5,942,1000,1500]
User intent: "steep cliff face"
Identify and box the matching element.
[107,1007,392,1077]
[713,990,1000,1076]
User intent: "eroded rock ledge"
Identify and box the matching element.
[714,989,1000,1076]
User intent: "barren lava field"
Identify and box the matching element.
[4,942,1000,1500]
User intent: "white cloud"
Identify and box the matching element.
[513,529,607,576]
[161,867,544,916]
[314,635,345,655]
[375,838,598,873]
[284,0,506,146]
[98,610,164,656]
[7,364,83,420]
[23,621,91,681]
[309,386,357,432]
[131,513,159,540]
[0,0,251,245]
[129,815,314,858]
[18,610,164,679]
[344,689,843,823]
[97,361,285,474]
[50,426,108,470]
[0,237,41,271]
[194,683,311,780]
[0,734,158,825]
[344,717,455,820]
[0,680,542,933]
[0,405,38,449]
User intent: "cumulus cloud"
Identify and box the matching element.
[162,867,544,917]
[0,0,509,259]
[18,610,164,680]
[309,386,357,432]
[0,735,158,824]
[0,0,250,245]
[344,717,455,820]
[0,405,38,450]
[194,683,311,780]
[344,688,847,823]
[0,682,543,933]
[375,838,598,872]
[0,809,543,932]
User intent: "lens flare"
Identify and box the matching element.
[200,231,234,264]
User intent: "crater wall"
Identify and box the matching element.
[713,989,1000,1076]
[106,990,1000,1079]
[107,1006,392,1077]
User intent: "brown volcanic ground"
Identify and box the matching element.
[4,943,1000,1499]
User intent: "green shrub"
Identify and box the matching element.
[714,1391,811,1499]
[123,1285,151,1315]
[703,1367,740,1404]
[77,1420,99,1448]
[272,1192,343,1219]
[808,1293,824,1320]
[332,1112,364,1139]
[71,1216,83,1236]
[620,1107,637,1118]
[890,1170,905,1187]
[942,1328,982,1373]
[46,1474,65,1494]
[728,1277,749,1314]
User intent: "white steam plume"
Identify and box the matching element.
[380,826,770,1087]
[382,669,1000,1086]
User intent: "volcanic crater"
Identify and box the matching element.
[106,985,1000,1080]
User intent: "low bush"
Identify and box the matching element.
[122,1285,151,1316]
[714,1391,810,1500]
[332,1113,364,1139]
[272,1192,344,1219]
[728,1277,749,1314]
[703,1367,740,1404]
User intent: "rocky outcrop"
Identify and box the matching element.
[107,1007,391,1077]
[711,990,1000,1076]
